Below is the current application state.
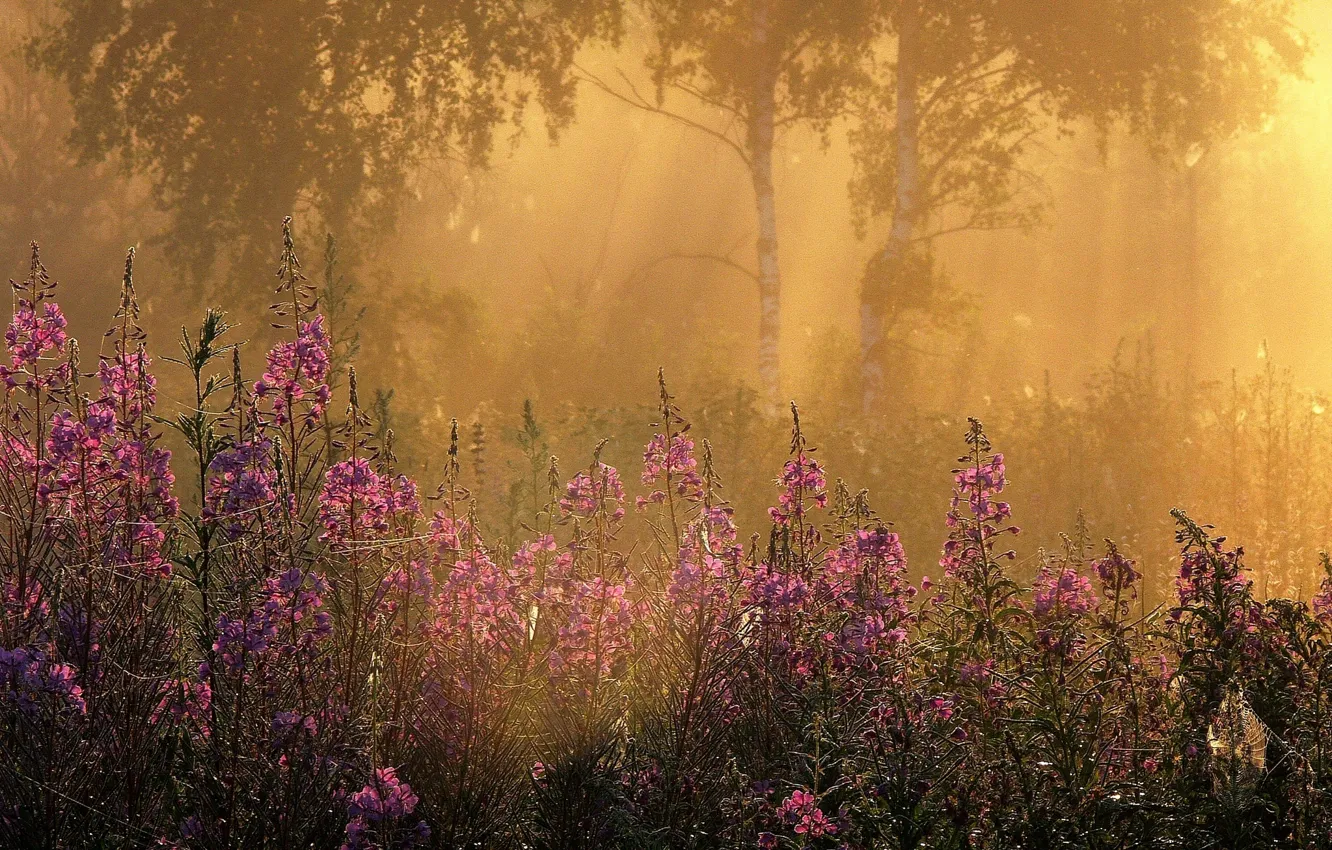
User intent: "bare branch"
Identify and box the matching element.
[669,79,743,119]
[575,63,752,167]
[914,218,1028,242]
[625,250,761,290]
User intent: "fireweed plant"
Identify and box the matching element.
[3,225,1332,849]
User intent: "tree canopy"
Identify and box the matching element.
[27,0,1310,403]
[852,0,1308,409]
[36,0,622,278]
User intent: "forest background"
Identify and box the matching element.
[2,0,1330,602]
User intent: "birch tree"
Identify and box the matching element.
[854,0,1307,410]
[588,0,885,400]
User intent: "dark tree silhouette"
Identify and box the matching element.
[35,0,622,281]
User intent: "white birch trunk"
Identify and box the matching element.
[750,0,782,402]
[862,0,922,413]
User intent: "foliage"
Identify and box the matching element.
[852,0,1307,405]
[33,0,623,278]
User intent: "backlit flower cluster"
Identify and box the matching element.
[319,458,419,546]
[1,299,67,391]
[768,453,827,525]
[548,575,639,700]
[214,568,332,675]
[560,462,626,521]
[0,646,84,715]
[342,767,429,850]
[206,438,278,528]
[639,432,703,507]
[254,316,332,427]
[775,789,837,838]
[940,452,1018,581]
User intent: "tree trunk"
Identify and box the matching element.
[750,0,782,402]
[861,0,922,413]
[1180,155,1204,367]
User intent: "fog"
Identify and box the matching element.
[3,0,1332,593]
[356,5,1332,416]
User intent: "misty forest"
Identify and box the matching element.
[6,0,1332,847]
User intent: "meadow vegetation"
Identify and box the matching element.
[3,224,1332,849]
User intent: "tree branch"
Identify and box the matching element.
[625,250,760,289]
[920,50,1017,119]
[922,85,1045,188]
[575,63,752,168]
